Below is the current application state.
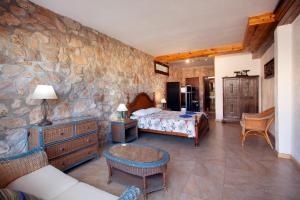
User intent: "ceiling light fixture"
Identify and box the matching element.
[185,59,190,63]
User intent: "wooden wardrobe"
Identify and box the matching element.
[223,76,259,122]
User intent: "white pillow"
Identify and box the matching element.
[130,115,139,120]
[145,107,162,115]
[131,109,148,117]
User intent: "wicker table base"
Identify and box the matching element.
[110,168,166,195]
[104,144,170,198]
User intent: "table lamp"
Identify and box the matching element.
[32,85,58,126]
[117,104,128,120]
[161,98,166,109]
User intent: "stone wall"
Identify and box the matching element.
[0,0,167,144]
[168,65,214,110]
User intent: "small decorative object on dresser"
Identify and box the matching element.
[117,104,128,120]
[111,119,138,143]
[28,117,99,171]
[31,85,58,126]
[234,70,250,77]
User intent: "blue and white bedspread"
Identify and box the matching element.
[131,111,205,138]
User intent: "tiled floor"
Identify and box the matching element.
[68,121,300,200]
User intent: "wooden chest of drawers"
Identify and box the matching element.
[28,117,99,171]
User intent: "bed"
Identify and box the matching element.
[126,92,209,146]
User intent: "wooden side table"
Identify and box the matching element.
[111,119,138,143]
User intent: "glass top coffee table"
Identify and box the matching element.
[104,143,170,197]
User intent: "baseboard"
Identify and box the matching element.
[277,153,291,159]
[277,153,300,170]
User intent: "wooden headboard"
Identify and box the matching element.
[127,92,156,117]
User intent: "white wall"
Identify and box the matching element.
[214,53,261,120]
[291,15,300,163]
[275,24,293,154]
[261,44,275,111]
[275,15,300,164]
[260,44,275,136]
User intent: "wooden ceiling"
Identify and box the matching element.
[155,0,300,63]
[243,12,276,53]
[253,0,300,58]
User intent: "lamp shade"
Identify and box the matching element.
[180,87,187,93]
[32,85,58,100]
[117,104,128,112]
[161,98,166,103]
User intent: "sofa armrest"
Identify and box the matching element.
[0,149,48,188]
[118,186,141,200]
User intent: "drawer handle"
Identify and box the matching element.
[60,132,64,136]
[87,139,90,143]
[60,147,65,152]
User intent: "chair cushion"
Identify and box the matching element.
[7,165,78,200]
[52,182,118,200]
[0,188,40,200]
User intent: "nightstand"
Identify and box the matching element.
[111,119,138,143]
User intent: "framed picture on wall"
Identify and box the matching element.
[154,61,169,76]
[264,58,274,79]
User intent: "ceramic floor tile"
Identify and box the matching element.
[68,120,300,200]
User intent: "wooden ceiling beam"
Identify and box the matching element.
[253,0,300,58]
[154,43,244,63]
[243,13,276,53]
[248,12,276,25]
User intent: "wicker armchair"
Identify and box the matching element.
[240,107,275,149]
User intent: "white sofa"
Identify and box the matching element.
[0,150,140,200]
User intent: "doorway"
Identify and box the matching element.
[203,76,215,117]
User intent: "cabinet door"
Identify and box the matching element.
[223,78,240,120]
[223,98,240,119]
[240,78,258,114]
[223,78,239,98]
[240,78,257,98]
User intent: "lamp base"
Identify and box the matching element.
[38,119,52,126]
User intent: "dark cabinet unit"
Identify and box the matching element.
[166,82,200,112]
[181,85,198,111]
[166,82,181,111]
[223,76,259,121]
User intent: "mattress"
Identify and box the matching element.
[131,110,204,138]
